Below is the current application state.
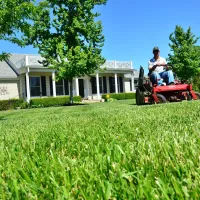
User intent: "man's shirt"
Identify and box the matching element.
[148,57,167,73]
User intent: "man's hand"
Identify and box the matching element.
[165,65,169,70]
[149,64,157,72]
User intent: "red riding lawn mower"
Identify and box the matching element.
[136,65,200,105]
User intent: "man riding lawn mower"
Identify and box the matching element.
[136,47,200,105]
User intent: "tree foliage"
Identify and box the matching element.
[32,0,107,103]
[168,25,200,82]
[0,0,35,60]
[0,0,107,103]
[192,46,200,91]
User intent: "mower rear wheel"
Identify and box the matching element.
[156,94,167,104]
[186,92,192,101]
[136,88,144,105]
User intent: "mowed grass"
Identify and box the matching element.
[0,100,200,199]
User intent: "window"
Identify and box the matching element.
[130,79,137,91]
[109,77,115,93]
[109,76,123,93]
[49,77,53,96]
[49,77,69,96]
[134,80,138,85]
[99,77,103,93]
[41,76,47,96]
[64,80,69,95]
[91,76,107,94]
[56,79,64,95]
[91,77,97,94]
[118,77,123,93]
[30,77,41,96]
[103,77,107,93]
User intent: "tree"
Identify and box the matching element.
[22,0,107,104]
[0,0,35,61]
[194,46,200,55]
[0,0,107,103]
[191,46,200,91]
[168,25,200,82]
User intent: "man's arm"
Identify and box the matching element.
[148,61,158,73]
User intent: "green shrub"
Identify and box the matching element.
[107,98,116,102]
[102,92,135,101]
[13,98,24,108]
[0,96,82,111]
[0,99,24,111]
[124,92,136,99]
[30,96,81,108]
[19,101,29,109]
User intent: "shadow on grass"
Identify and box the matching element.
[0,111,18,120]
[130,103,154,106]
[63,103,89,107]
[0,116,6,121]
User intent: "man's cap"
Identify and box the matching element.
[153,46,160,52]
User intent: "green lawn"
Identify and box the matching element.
[0,100,200,199]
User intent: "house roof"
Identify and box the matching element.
[0,61,18,78]
[9,54,44,68]
[0,53,135,76]
[9,54,27,68]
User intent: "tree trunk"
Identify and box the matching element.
[69,78,73,104]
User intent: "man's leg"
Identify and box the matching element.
[150,72,162,85]
[162,70,175,84]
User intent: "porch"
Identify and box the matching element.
[20,72,135,102]
[19,60,135,102]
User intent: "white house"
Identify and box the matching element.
[0,54,139,102]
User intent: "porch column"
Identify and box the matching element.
[122,76,125,93]
[96,73,100,100]
[26,67,30,103]
[52,72,56,97]
[131,72,134,92]
[76,78,79,96]
[46,76,50,96]
[115,73,118,93]
[19,75,23,98]
[86,77,90,98]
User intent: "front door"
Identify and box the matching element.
[78,79,85,98]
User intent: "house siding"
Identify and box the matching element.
[0,80,20,100]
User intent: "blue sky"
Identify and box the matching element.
[0,0,200,74]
